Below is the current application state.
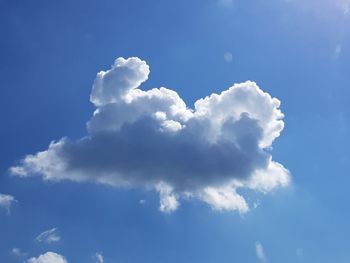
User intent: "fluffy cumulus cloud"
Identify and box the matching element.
[10,57,290,213]
[27,252,68,263]
[35,228,60,243]
[0,193,16,214]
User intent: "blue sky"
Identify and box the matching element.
[1,0,350,262]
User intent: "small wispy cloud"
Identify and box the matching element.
[10,247,27,258]
[255,242,268,263]
[334,44,343,59]
[94,252,104,263]
[224,52,233,62]
[35,228,60,243]
[0,193,17,214]
[337,0,350,15]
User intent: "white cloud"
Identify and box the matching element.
[157,183,179,213]
[10,57,290,213]
[255,242,268,263]
[0,193,16,214]
[199,186,249,213]
[94,252,104,263]
[27,252,68,263]
[36,228,60,243]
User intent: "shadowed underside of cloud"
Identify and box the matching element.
[10,57,290,213]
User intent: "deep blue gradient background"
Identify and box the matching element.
[1,0,349,262]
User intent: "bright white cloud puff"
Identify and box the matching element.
[10,57,290,213]
[27,252,68,263]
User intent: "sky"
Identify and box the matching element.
[0,0,350,262]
